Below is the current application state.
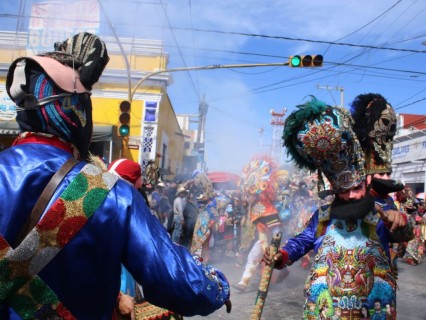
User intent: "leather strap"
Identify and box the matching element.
[13,157,79,248]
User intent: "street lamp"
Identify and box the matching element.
[129,61,292,102]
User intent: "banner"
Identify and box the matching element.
[0,91,17,121]
[27,0,100,55]
[393,136,426,163]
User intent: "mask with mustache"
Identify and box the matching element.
[371,178,404,195]
[330,192,375,220]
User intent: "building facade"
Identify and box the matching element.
[0,29,185,180]
[392,114,426,194]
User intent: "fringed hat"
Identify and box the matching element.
[350,93,397,175]
[283,96,366,194]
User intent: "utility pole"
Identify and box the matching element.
[258,127,265,152]
[270,109,287,165]
[197,95,208,172]
[317,85,344,107]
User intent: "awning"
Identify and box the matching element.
[207,171,240,191]
[0,121,20,135]
[207,171,240,184]
[92,125,116,142]
[0,120,115,142]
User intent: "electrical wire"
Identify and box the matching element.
[323,0,403,55]
[188,0,200,92]
[159,0,200,100]
[168,26,426,54]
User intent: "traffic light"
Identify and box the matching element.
[119,100,130,136]
[289,55,323,67]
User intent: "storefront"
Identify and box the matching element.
[0,120,118,163]
[392,130,426,194]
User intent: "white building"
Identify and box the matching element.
[392,114,426,194]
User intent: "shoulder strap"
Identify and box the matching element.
[13,157,79,248]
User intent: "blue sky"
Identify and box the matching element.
[1,0,425,174]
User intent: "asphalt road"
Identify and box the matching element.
[188,248,426,320]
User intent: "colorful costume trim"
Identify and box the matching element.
[0,163,117,319]
[302,212,397,319]
[135,301,183,320]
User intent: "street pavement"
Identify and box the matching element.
[188,248,426,320]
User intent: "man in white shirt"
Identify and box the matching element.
[172,185,187,243]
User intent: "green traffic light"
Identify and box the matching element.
[290,55,301,67]
[119,125,130,136]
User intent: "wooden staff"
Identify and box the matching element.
[250,232,282,320]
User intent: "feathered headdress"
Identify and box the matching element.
[350,93,397,175]
[239,156,279,223]
[283,96,366,194]
[240,156,277,200]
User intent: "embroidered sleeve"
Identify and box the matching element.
[282,210,319,263]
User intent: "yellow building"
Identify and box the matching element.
[90,36,185,179]
[0,31,185,180]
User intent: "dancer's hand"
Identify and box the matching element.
[117,292,135,320]
[262,247,283,266]
[375,204,406,232]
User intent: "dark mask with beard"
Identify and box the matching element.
[371,177,404,195]
[330,192,375,220]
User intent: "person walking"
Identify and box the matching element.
[172,185,187,244]
[234,158,282,292]
[182,192,198,249]
[263,97,412,319]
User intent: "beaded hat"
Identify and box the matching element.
[54,32,109,90]
[5,32,109,160]
[350,93,397,175]
[283,96,366,194]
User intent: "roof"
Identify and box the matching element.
[399,113,426,130]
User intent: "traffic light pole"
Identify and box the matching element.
[129,61,290,102]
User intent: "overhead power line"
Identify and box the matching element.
[171,27,426,54]
[2,11,425,55]
[394,97,426,111]
[163,44,426,77]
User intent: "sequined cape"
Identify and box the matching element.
[0,142,229,319]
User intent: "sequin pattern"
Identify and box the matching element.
[0,163,118,319]
[303,212,396,319]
